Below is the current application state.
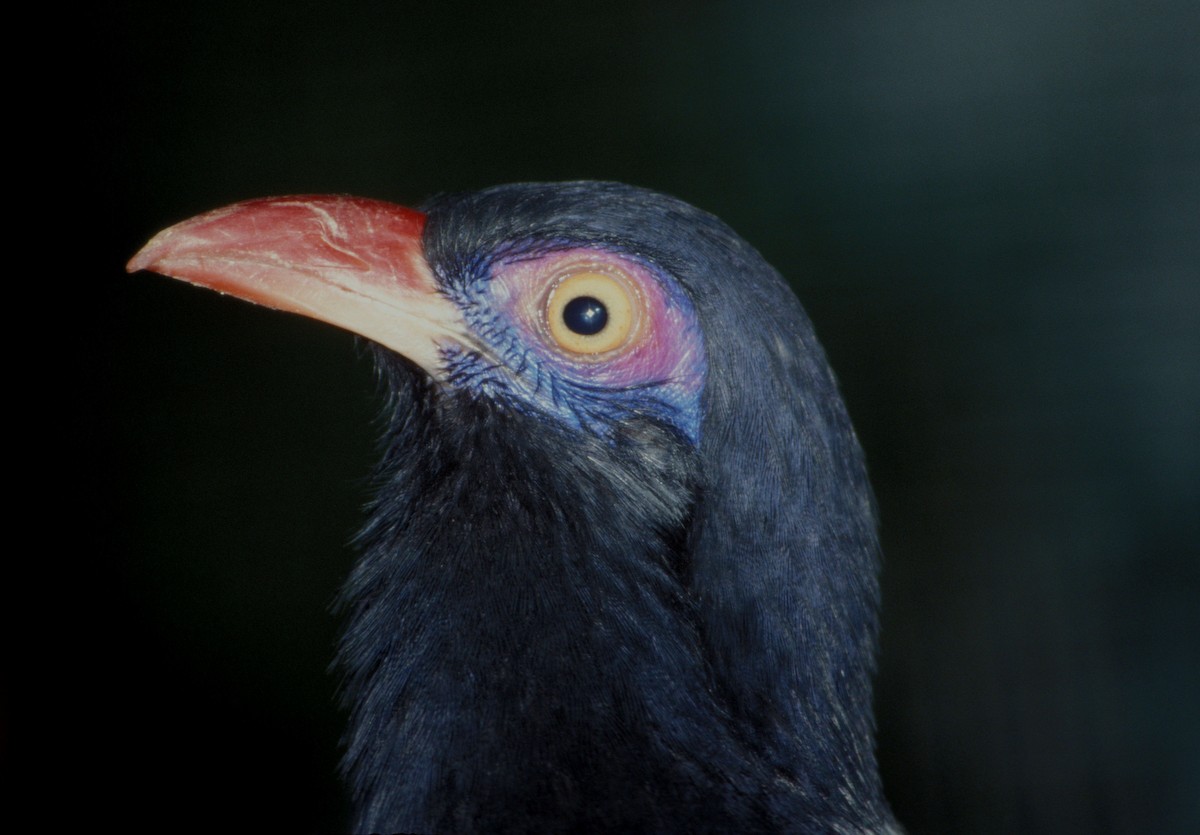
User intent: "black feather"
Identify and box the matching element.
[334,183,899,833]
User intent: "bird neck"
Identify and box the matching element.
[337,375,778,831]
[686,255,892,826]
[338,356,897,832]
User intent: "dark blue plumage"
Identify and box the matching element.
[130,181,899,833]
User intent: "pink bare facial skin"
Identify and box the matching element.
[486,248,705,396]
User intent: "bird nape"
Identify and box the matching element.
[129,182,901,834]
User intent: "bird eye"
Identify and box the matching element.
[546,270,637,355]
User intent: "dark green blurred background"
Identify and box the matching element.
[84,1,1197,831]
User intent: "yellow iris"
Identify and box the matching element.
[546,269,638,355]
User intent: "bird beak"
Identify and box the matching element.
[127,195,469,377]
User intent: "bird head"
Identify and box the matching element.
[129,182,894,832]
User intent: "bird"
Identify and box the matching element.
[128,181,901,834]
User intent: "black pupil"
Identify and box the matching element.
[562,296,608,336]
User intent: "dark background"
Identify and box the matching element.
[76,1,1199,831]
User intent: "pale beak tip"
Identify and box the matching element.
[127,228,175,275]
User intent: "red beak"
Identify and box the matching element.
[128,195,471,376]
